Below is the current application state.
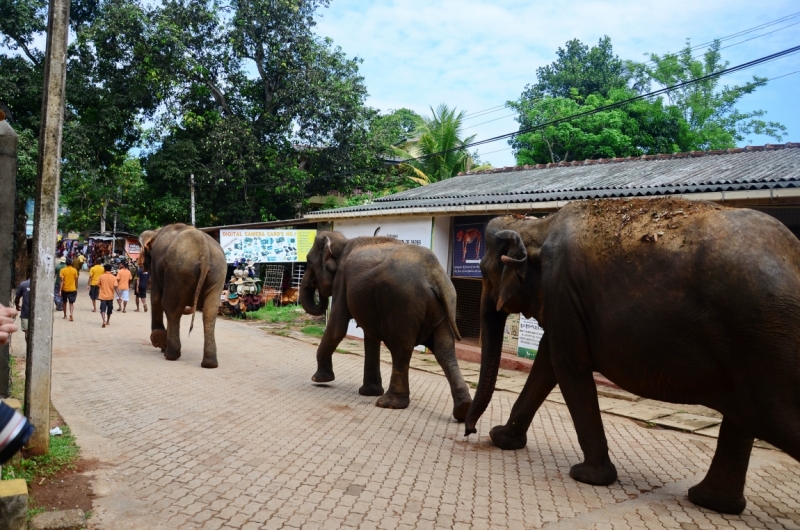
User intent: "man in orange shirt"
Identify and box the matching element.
[87,259,105,312]
[59,258,79,321]
[115,260,132,313]
[97,264,118,328]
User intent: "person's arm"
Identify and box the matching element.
[0,304,18,346]
[14,286,22,312]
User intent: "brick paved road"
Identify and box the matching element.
[27,276,800,529]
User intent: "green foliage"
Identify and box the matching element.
[301,324,326,337]
[1,426,80,483]
[393,104,476,185]
[250,302,301,323]
[511,37,785,164]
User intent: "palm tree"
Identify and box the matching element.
[393,104,476,186]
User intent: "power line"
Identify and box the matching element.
[460,10,800,122]
[195,45,800,190]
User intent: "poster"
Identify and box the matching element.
[219,229,316,264]
[334,217,433,342]
[452,217,487,277]
[125,239,142,261]
[518,316,545,360]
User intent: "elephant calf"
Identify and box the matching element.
[140,224,226,368]
[300,231,473,421]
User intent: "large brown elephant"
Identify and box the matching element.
[299,232,473,421]
[139,224,226,368]
[465,197,800,515]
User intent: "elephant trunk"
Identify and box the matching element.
[464,286,509,436]
[299,270,328,316]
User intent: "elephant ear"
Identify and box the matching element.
[495,230,528,277]
[139,229,161,272]
[323,236,339,274]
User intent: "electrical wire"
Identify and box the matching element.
[195,45,800,189]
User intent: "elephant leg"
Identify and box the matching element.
[149,284,167,352]
[312,297,349,383]
[490,336,557,449]
[551,334,617,486]
[376,344,412,410]
[163,313,182,361]
[688,418,753,514]
[359,337,384,396]
[200,291,219,369]
[430,324,472,422]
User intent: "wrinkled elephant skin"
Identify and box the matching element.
[300,232,472,422]
[140,224,227,368]
[465,197,800,515]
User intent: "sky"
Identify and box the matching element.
[314,0,800,167]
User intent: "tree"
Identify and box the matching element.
[522,36,630,101]
[393,104,476,186]
[643,40,786,150]
[510,37,786,164]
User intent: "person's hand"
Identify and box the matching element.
[0,304,19,345]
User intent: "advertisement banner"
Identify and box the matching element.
[452,218,487,277]
[518,316,545,360]
[125,238,142,261]
[334,217,433,341]
[219,229,317,264]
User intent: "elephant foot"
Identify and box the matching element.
[312,370,335,383]
[201,357,219,369]
[376,391,410,410]
[569,459,617,486]
[688,481,746,515]
[164,348,181,361]
[489,425,527,449]
[150,329,167,349]
[359,383,384,396]
[452,398,473,422]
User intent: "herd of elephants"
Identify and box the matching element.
[136,197,800,517]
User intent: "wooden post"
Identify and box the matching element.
[0,112,18,398]
[24,0,71,455]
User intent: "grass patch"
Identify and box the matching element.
[249,302,302,323]
[301,325,325,337]
[1,425,80,482]
[335,348,347,354]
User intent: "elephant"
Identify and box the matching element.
[299,231,473,421]
[139,224,227,368]
[464,197,800,515]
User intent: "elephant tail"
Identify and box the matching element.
[189,248,210,335]
[432,270,462,342]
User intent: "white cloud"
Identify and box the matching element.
[316,0,800,166]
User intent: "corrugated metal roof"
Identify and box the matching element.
[305,143,800,218]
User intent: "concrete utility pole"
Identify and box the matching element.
[190,173,196,226]
[25,0,71,455]
[0,111,18,398]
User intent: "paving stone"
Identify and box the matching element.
[653,414,722,432]
[598,397,638,411]
[695,425,721,439]
[24,274,800,530]
[29,509,85,530]
[606,404,676,421]
[0,479,27,530]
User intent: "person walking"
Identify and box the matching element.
[134,265,149,312]
[97,264,118,328]
[13,278,31,346]
[87,258,105,312]
[59,258,79,321]
[115,261,132,313]
[54,255,66,312]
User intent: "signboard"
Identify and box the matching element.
[219,229,316,264]
[452,217,487,277]
[503,313,520,353]
[125,239,142,261]
[334,217,433,341]
[518,316,545,359]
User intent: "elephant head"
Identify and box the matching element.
[299,231,349,316]
[465,215,552,435]
[138,229,161,272]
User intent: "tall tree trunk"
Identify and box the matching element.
[101,198,108,232]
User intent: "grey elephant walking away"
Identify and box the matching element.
[465,197,800,515]
[299,232,473,421]
[139,224,227,368]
